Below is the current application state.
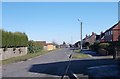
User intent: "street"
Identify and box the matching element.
[2,48,119,78]
[2,48,73,77]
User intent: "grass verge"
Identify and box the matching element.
[73,49,81,53]
[72,53,91,59]
[2,49,59,65]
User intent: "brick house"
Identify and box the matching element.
[103,21,120,42]
[83,32,96,45]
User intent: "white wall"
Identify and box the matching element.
[0,47,27,60]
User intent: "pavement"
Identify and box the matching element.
[81,49,113,59]
[2,48,120,79]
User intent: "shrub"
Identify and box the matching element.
[98,43,110,49]
[28,41,43,53]
[89,42,99,52]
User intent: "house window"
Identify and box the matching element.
[111,31,113,35]
[109,31,111,35]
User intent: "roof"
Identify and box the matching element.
[105,21,120,33]
[35,41,46,46]
[46,43,54,45]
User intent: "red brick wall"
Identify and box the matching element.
[118,23,120,35]
[113,24,120,41]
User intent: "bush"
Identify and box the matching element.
[98,43,110,49]
[89,42,99,52]
[28,41,43,53]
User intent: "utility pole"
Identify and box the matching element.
[78,19,82,50]
[81,22,82,50]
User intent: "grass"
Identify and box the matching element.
[72,49,91,59]
[73,49,81,53]
[2,49,58,65]
[72,53,91,59]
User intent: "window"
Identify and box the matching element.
[111,31,113,35]
[109,31,110,35]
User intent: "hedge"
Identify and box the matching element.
[28,40,43,53]
[1,29,28,48]
[98,43,110,49]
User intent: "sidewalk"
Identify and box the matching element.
[81,49,113,59]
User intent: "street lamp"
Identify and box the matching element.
[78,19,82,50]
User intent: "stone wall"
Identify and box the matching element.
[0,47,27,60]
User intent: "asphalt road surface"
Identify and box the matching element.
[2,48,119,79]
[2,48,73,77]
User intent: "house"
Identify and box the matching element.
[83,32,97,45]
[74,41,80,48]
[34,41,56,50]
[103,21,120,42]
[46,43,56,51]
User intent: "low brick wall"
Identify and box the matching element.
[0,47,27,60]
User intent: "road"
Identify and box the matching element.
[2,48,119,78]
[2,48,73,77]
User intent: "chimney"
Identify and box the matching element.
[92,32,94,35]
[86,34,88,38]
[101,31,103,34]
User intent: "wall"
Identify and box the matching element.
[0,47,27,60]
[112,24,120,41]
[43,46,47,50]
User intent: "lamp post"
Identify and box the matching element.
[78,19,82,50]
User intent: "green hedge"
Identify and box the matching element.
[98,43,110,49]
[1,29,28,48]
[28,41,43,53]
[89,42,99,52]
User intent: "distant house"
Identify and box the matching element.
[46,43,56,51]
[74,41,80,48]
[34,41,56,50]
[103,21,120,42]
